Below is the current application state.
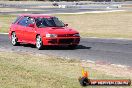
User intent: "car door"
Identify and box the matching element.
[17,16,29,42]
[24,17,36,44]
[11,16,22,37]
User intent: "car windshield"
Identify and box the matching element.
[35,17,65,28]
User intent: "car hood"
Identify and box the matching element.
[39,27,79,34]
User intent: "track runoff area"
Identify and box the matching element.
[78,68,131,86]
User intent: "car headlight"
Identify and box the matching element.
[73,33,80,37]
[46,34,57,38]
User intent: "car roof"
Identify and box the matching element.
[19,14,54,18]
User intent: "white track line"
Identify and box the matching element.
[0,33,8,35]
[85,37,132,41]
[53,10,125,15]
[0,32,132,41]
[111,64,129,68]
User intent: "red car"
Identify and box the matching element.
[9,14,80,50]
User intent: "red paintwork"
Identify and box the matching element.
[9,14,80,46]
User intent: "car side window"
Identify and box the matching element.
[35,18,43,28]
[17,16,29,26]
[27,17,35,26]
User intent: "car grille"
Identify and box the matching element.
[59,39,74,44]
[75,38,80,43]
[58,34,74,37]
[48,39,57,44]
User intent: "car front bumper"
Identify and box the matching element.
[42,37,80,46]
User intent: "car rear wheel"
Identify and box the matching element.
[36,35,43,50]
[11,32,19,46]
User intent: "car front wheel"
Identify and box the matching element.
[36,35,43,50]
[11,32,19,46]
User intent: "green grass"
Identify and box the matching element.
[1,12,132,38]
[0,15,16,33]
[0,51,131,88]
[56,12,132,38]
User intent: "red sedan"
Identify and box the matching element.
[9,14,80,50]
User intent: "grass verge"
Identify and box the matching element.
[55,12,132,38]
[1,12,132,38]
[0,51,131,88]
[0,15,16,33]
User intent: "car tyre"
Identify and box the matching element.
[36,35,43,50]
[11,32,19,46]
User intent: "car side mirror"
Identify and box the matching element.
[28,24,35,28]
[65,24,68,27]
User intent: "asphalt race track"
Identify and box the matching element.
[0,34,132,67]
[0,1,132,15]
